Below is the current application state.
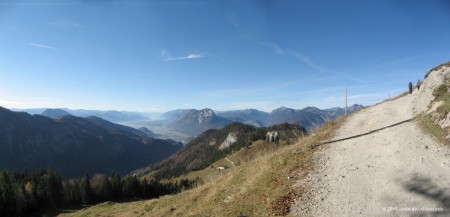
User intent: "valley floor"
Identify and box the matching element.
[292,92,450,216]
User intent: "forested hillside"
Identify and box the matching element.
[0,169,201,216]
[139,122,307,180]
[0,107,182,177]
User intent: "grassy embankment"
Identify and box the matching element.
[418,75,450,145]
[59,117,348,217]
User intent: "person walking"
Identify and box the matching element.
[417,79,421,91]
[409,82,413,94]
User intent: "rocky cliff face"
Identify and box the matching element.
[165,108,231,135]
[413,62,450,114]
[198,108,214,123]
[413,62,450,140]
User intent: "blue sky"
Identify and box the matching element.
[0,0,449,112]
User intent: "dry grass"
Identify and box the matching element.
[417,114,449,145]
[59,116,348,217]
[147,140,278,184]
[381,91,409,103]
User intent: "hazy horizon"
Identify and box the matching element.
[6,102,364,114]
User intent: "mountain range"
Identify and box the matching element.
[126,104,363,142]
[0,106,182,178]
[0,104,362,178]
[13,105,363,143]
[13,108,150,123]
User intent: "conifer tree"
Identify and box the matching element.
[46,167,63,208]
[79,174,93,205]
[0,171,15,215]
[111,172,123,199]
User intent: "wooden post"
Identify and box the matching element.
[345,83,347,115]
[389,87,391,99]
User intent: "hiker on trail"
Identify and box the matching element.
[417,79,421,91]
[408,82,413,94]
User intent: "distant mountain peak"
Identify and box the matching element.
[159,108,230,136]
[41,108,71,119]
[271,106,296,114]
[198,108,215,123]
[272,106,293,112]
[302,106,321,112]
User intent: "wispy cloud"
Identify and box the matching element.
[227,13,240,27]
[347,93,384,100]
[48,20,82,28]
[260,41,369,83]
[199,87,256,99]
[321,91,388,107]
[198,81,295,100]
[382,56,415,67]
[295,85,344,96]
[160,49,205,61]
[29,43,57,50]
[261,42,324,72]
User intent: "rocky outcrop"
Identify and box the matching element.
[413,65,449,114]
[413,62,450,140]
[266,131,279,143]
[165,108,231,135]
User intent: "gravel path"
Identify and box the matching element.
[292,92,450,216]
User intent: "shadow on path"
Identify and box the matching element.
[317,118,415,146]
[403,174,450,217]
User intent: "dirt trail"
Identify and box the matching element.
[225,157,236,167]
[292,92,450,216]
